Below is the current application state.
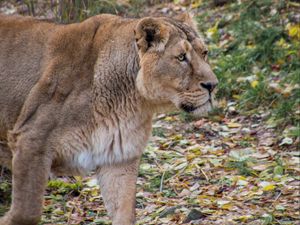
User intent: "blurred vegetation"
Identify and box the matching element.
[0,168,11,216]
[196,0,300,131]
[2,0,151,21]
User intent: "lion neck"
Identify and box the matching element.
[91,41,150,121]
[90,25,175,126]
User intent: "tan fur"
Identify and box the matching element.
[0,13,218,225]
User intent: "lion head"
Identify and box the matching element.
[135,13,218,117]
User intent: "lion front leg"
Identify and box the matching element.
[97,158,140,225]
[0,133,52,225]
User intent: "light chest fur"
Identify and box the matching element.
[55,115,152,175]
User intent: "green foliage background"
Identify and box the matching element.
[196,0,299,130]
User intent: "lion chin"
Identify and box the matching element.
[180,99,216,118]
[191,101,213,117]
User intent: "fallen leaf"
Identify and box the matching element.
[262,184,276,191]
[279,137,293,146]
[183,209,205,223]
[227,122,242,128]
[287,23,300,40]
[251,80,259,88]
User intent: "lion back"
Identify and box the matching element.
[0,15,101,139]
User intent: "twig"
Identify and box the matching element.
[274,191,282,202]
[67,206,74,225]
[160,171,166,193]
[200,168,209,181]
[194,164,209,181]
[154,159,163,171]
[289,2,300,7]
[154,159,166,192]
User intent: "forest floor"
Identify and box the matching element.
[1,110,299,225]
[0,0,299,225]
[46,111,299,225]
[54,111,299,225]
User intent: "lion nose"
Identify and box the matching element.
[200,82,218,93]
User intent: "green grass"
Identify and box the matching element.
[152,127,166,137]
[226,158,256,176]
[196,0,300,129]
[47,179,82,195]
[0,172,11,216]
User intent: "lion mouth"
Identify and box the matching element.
[180,103,198,113]
[180,99,211,113]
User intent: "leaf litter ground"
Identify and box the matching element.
[2,110,298,225]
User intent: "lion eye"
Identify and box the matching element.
[177,53,186,62]
[202,50,208,58]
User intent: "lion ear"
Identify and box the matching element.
[134,17,170,54]
[174,12,198,31]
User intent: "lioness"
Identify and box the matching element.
[0,12,218,225]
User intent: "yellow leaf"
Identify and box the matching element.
[91,188,99,197]
[246,44,255,49]
[263,184,276,191]
[288,23,300,40]
[251,80,259,88]
[276,59,285,65]
[235,215,253,222]
[164,116,174,122]
[238,176,247,180]
[227,122,242,128]
[171,134,183,140]
[74,176,82,182]
[287,50,297,55]
[233,94,241,100]
[218,98,227,107]
[259,181,274,190]
[53,208,64,215]
[162,142,169,148]
[186,153,197,161]
[221,203,233,210]
[276,38,289,48]
[206,22,219,39]
[192,0,202,8]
